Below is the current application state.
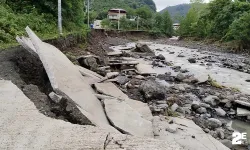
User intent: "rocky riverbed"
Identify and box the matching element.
[108,39,250,149]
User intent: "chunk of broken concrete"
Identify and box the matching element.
[94,82,153,121]
[103,98,153,137]
[24,27,110,128]
[49,92,62,103]
[136,63,157,75]
[237,107,250,116]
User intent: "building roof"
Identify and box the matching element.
[173,23,180,26]
[108,8,127,13]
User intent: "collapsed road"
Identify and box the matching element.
[0,28,250,149]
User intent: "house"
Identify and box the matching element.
[108,8,127,20]
[173,23,180,30]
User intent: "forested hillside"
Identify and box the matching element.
[92,0,156,13]
[160,4,191,22]
[178,0,250,50]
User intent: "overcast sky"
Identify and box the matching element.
[154,0,190,11]
[154,0,210,11]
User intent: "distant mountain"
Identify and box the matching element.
[160,4,191,22]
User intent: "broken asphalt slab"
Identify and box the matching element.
[103,98,154,137]
[94,82,153,121]
[0,80,184,150]
[24,27,110,128]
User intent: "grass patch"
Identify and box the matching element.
[207,75,224,89]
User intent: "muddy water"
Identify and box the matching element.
[149,43,250,94]
[232,120,250,144]
[111,42,250,94]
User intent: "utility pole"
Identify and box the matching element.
[137,16,139,31]
[58,0,63,35]
[118,9,120,30]
[87,0,90,27]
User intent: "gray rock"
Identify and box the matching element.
[157,104,168,109]
[49,92,62,103]
[183,107,191,114]
[215,108,226,117]
[216,128,225,139]
[220,139,233,149]
[204,95,220,106]
[206,118,222,129]
[171,103,179,112]
[177,54,185,57]
[220,99,229,104]
[196,107,207,114]
[115,75,129,85]
[203,128,210,133]
[176,107,185,114]
[134,43,153,53]
[188,58,196,63]
[156,101,167,104]
[176,73,186,82]
[139,80,166,101]
[77,55,99,70]
[191,101,200,111]
[166,124,178,133]
[156,54,166,60]
[200,113,211,119]
[200,103,211,108]
[224,101,232,108]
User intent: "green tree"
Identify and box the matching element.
[223,11,250,49]
[135,6,153,19]
[161,11,173,36]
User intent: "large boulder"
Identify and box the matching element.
[77,55,99,70]
[206,118,222,129]
[156,54,166,60]
[139,80,166,101]
[134,43,154,53]
[204,95,220,106]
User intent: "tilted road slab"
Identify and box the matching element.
[94,82,153,121]
[103,98,154,137]
[24,27,110,128]
[0,80,184,150]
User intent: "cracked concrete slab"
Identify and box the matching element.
[24,27,110,128]
[94,82,153,121]
[153,116,230,150]
[103,98,154,137]
[136,63,157,75]
[0,80,184,150]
